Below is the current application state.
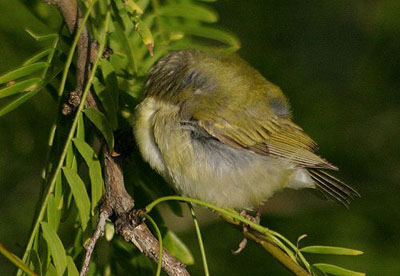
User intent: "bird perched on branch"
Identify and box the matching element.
[133,49,359,212]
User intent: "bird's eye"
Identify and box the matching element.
[269,97,290,117]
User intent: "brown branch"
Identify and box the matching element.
[44,1,191,275]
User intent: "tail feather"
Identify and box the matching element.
[308,169,360,208]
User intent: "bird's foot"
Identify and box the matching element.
[232,205,263,255]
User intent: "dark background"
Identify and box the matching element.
[1,0,399,275]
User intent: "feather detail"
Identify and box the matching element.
[308,169,360,208]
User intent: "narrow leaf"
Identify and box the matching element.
[0,62,48,84]
[301,246,363,256]
[124,0,144,14]
[47,194,60,231]
[170,25,240,50]
[66,256,79,276]
[41,222,67,276]
[62,167,91,230]
[163,231,194,265]
[23,49,52,65]
[312,264,365,276]
[0,244,38,276]
[0,78,41,98]
[93,75,118,130]
[25,29,58,41]
[0,90,38,117]
[159,4,218,23]
[135,19,154,56]
[83,108,114,151]
[29,250,42,276]
[72,138,104,214]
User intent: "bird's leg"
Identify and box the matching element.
[232,204,263,255]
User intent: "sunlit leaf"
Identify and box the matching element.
[124,0,144,14]
[41,222,67,276]
[135,19,154,56]
[62,167,91,230]
[66,256,79,276]
[301,246,363,256]
[0,62,47,84]
[159,4,218,23]
[105,221,115,241]
[83,108,114,151]
[0,78,41,98]
[163,230,194,265]
[72,138,104,215]
[313,264,365,276]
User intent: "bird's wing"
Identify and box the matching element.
[190,107,337,170]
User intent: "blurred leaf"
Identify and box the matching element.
[62,167,91,230]
[163,230,194,265]
[0,62,47,84]
[41,222,67,276]
[23,49,52,65]
[135,19,154,56]
[0,244,38,276]
[83,108,115,151]
[30,249,42,276]
[312,264,365,276]
[167,25,240,50]
[72,138,104,215]
[46,264,57,276]
[159,4,218,23]
[0,78,41,98]
[66,256,79,276]
[124,0,144,14]
[25,29,58,42]
[0,90,38,117]
[301,246,363,256]
[105,221,115,241]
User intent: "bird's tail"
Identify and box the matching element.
[308,169,360,208]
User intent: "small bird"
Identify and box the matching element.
[133,49,359,211]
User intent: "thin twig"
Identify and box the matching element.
[79,207,112,276]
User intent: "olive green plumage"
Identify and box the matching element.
[134,50,359,210]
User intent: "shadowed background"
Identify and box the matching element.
[1,0,399,275]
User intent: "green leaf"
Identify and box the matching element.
[0,244,38,276]
[72,138,104,215]
[0,62,48,84]
[159,4,218,23]
[105,221,115,241]
[62,167,91,230]
[312,264,365,276]
[25,29,58,41]
[0,90,38,117]
[66,256,79,276]
[23,49,52,65]
[47,194,60,231]
[83,108,114,151]
[41,222,67,276]
[0,78,41,98]
[135,19,154,56]
[46,264,57,276]
[30,249,42,276]
[93,75,118,130]
[301,246,363,256]
[169,25,240,50]
[163,230,194,265]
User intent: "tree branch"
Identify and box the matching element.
[45,1,191,275]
